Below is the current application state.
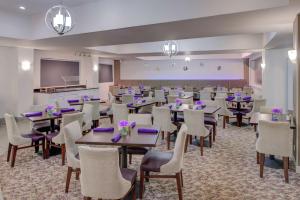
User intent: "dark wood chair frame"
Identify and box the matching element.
[65,167,81,193]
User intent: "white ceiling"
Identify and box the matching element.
[0,0,99,15]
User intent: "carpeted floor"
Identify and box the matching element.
[1,123,300,200]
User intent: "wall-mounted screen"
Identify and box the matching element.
[40,59,80,87]
[99,64,113,83]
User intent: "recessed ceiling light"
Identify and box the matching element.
[19,6,26,10]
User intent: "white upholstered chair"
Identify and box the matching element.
[256,120,293,183]
[112,103,129,125]
[140,124,188,200]
[46,112,84,165]
[201,100,218,141]
[243,99,266,121]
[138,97,154,114]
[199,90,211,100]
[184,86,194,92]
[183,109,212,156]
[5,113,46,167]
[180,97,193,104]
[215,92,227,98]
[85,101,101,127]
[154,90,166,104]
[121,94,134,104]
[63,121,82,193]
[29,104,54,133]
[79,146,137,200]
[82,103,93,132]
[152,106,177,149]
[215,97,235,128]
[167,95,177,103]
[108,91,116,104]
[169,89,178,96]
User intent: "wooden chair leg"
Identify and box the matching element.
[34,141,39,153]
[175,172,183,200]
[11,145,17,168]
[61,144,66,166]
[212,124,216,142]
[189,135,192,144]
[209,133,212,148]
[256,152,259,164]
[167,132,171,150]
[46,141,50,159]
[7,143,12,162]
[65,167,72,193]
[42,139,46,159]
[259,153,265,178]
[180,170,184,187]
[161,131,164,140]
[83,197,91,200]
[129,154,132,164]
[200,136,204,156]
[283,157,289,183]
[132,182,136,200]
[76,170,80,180]
[223,116,226,129]
[139,170,145,199]
[184,134,189,153]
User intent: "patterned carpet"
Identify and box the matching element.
[1,123,300,200]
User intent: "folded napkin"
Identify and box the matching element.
[168,105,173,109]
[60,108,76,113]
[226,96,235,101]
[53,112,61,116]
[111,133,122,143]
[127,103,134,107]
[24,111,43,117]
[93,127,114,132]
[141,99,146,103]
[138,128,159,134]
[91,98,100,101]
[134,94,143,97]
[243,96,252,100]
[130,122,136,128]
[68,99,79,103]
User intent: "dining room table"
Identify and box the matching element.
[127,99,157,113]
[68,99,106,106]
[226,97,253,127]
[76,124,159,168]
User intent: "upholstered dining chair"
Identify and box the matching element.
[215,97,235,128]
[152,106,177,149]
[5,113,46,167]
[112,103,129,125]
[63,121,82,193]
[184,86,194,92]
[138,97,154,114]
[199,90,211,100]
[79,146,137,200]
[180,97,193,105]
[243,99,266,122]
[46,112,84,165]
[154,90,166,105]
[167,95,177,103]
[201,100,218,142]
[82,103,93,132]
[183,109,212,156]
[169,89,178,96]
[108,91,116,104]
[140,124,188,200]
[85,101,100,128]
[256,120,293,183]
[121,94,134,104]
[127,114,152,164]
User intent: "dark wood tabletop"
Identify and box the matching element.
[76,125,159,147]
[68,99,106,106]
[22,109,78,122]
[128,100,157,109]
[166,103,221,114]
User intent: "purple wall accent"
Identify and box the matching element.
[99,64,113,83]
[40,59,79,87]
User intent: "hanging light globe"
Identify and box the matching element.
[163,40,179,58]
[45,5,74,35]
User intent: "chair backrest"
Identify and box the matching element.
[256,120,293,157]
[251,99,266,113]
[215,92,227,98]
[4,113,29,146]
[112,86,120,96]
[183,109,207,136]
[161,124,188,173]
[108,92,116,103]
[260,106,274,114]
[85,101,100,120]
[199,91,211,100]
[63,121,82,168]
[128,114,152,125]
[148,91,153,98]
[121,94,134,104]
[167,95,177,103]
[30,104,47,112]
[183,92,193,97]
[155,90,165,101]
[112,103,129,124]
[79,146,132,199]
[82,103,93,130]
[215,97,231,116]
[169,90,178,96]
[181,97,193,105]
[152,106,173,132]
[184,86,194,92]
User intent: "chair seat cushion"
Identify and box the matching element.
[204,116,217,125]
[120,168,137,184]
[141,151,173,172]
[46,131,59,141]
[21,133,45,142]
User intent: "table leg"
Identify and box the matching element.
[121,146,128,168]
[174,112,178,123]
[50,119,55,132]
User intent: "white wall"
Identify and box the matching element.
[121,59,244,80]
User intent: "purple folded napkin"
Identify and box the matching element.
[91,98,100,101]
[169,105,173,109]
[134,94,143,97]
[24,111,43,117]
[142,99,146,103]
[68,99,79,103]
[60,108,76,113]
[127,103,134,107]
[53,112,61,116]
[130,122,136,128]
[138,128,158,134]
[226,96,235,101]
[111,133,122,142]
[243,96,252,100]
[93,127,114,132]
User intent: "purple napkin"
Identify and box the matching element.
[68,99,79,103]
[127,103,134,107]
[93,127,114,132]
[53,112,61,117]
[91,98,100,101]
[243,96,252,100]
[134,94,143,97]
[130,122,136,128]
[24,111,43,117]
[142,99,146,103]
[169,105,173,109]
[60,108,75,113]
[138,128,158,134]
[226,96,235,101]
[111,133,122,143]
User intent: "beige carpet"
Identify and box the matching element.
[1,123,300,200]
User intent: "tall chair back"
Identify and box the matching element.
[5,113,30,146]
[82,103,93,131]
[85,101,100,121]
[128,114,152,125]
[121,94,134,104]
[154,90,166,103]
[112,103,129,125]
[183,109,209,137]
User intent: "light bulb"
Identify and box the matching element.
[21,61,31,71]
[288,50,297,63]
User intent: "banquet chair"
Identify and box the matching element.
[256,120,293,183]
[183,109,212,155]
[152,106,177,149]
[201,100,218,141]
[169,89,178,96]
[63,121,82,193]
[79,147,137,200]
[167,95,177,103]
[184,86,194,92]
[154,90,166,105]
[181,97,193,105]
[46,112,84,165]
[5,113,46,167]
[121,94,134,104]
[215,92,227,98]
[85,101,100,128]
[140,124,187,200]
[82,103,93,132]
[127,114,153,164]
[112,103,129,125]
[108,91,116,104]
[199,90,211,100]
[138,97,154,114]
[215,97,235,128]
[243,99,266,122]
[148,91,153,98]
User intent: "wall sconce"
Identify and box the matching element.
[93,64,98,72]
[185,56,191,62]
[288,50,297,64]
[261,63,266,69]
[21,60,31,71]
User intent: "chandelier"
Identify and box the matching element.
[163,40,178,58]
[45,5,74,35]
